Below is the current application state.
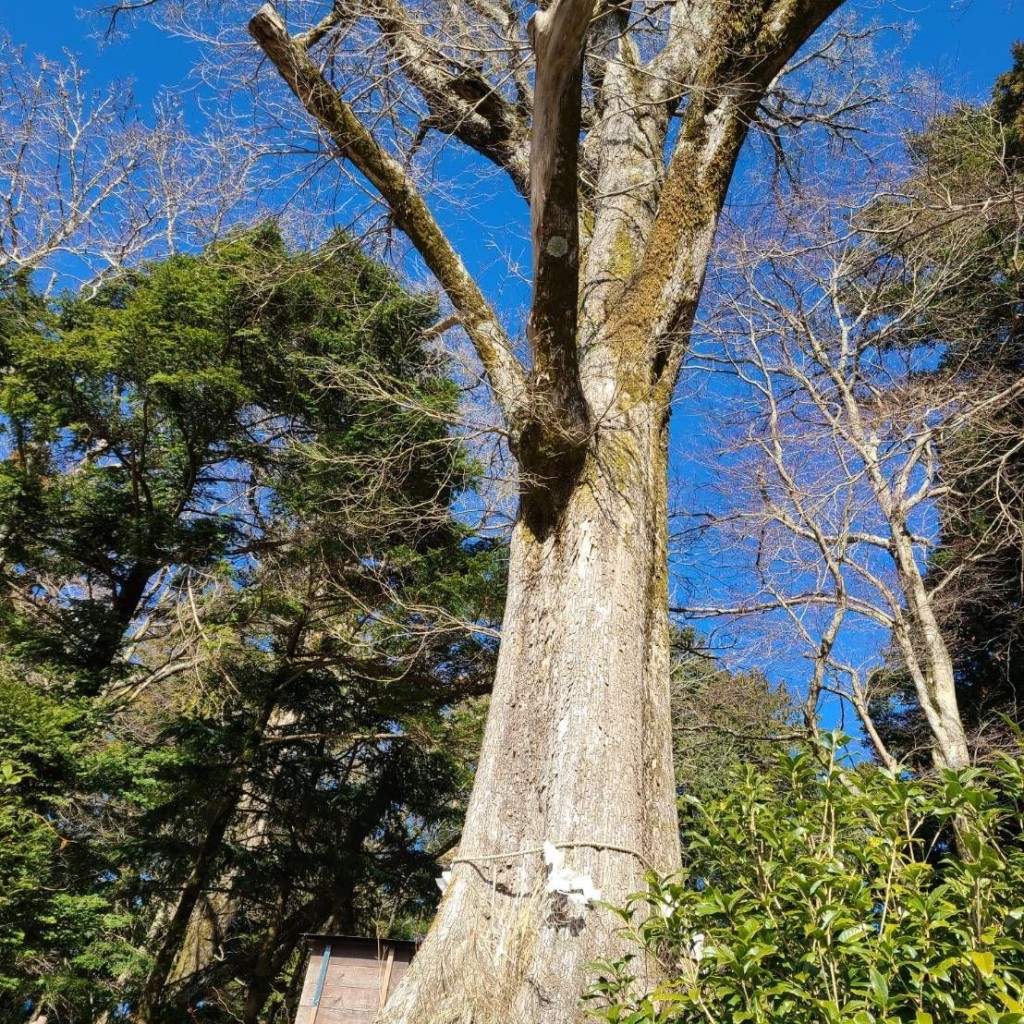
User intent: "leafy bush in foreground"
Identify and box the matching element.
[589,738,1024,1024]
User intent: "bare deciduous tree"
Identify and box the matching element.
[234,3,857,1019]
[0,37,258,290]
[684,134,1024,771]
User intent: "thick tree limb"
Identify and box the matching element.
[295,2,349,50]
[248,3,527,426]
[578,6,667,349]
[644,0,717,110]
[609,0,846,405]
[363,0,531,196]
[522,0,593,453]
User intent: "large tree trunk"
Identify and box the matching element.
[380,403,680,1024]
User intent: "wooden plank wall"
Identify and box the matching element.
[294,938,415,1024]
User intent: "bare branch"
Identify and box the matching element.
[247,3,528,427]
[361,0,531,194]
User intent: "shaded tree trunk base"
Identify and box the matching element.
[380,851,656,1024]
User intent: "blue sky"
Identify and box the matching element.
[1,4,195,105]
[2,1,1019,102]
[2,0,1017,302]
[894,0,1023,95]
[2,0,1019,294]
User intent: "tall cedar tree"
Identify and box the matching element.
[0,226,503,1023]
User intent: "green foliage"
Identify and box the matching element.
[0,669,141,1011]
[0,225,503,1022]
[993,42,1024,157]
[671,627,798,808]
[588,739,1024,1024]
[0,224,458,691]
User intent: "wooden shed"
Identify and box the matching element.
[293,935,418,1024]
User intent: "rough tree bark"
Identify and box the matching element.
[248,1,846,1020]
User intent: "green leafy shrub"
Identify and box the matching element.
[588,737,1024,1024]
